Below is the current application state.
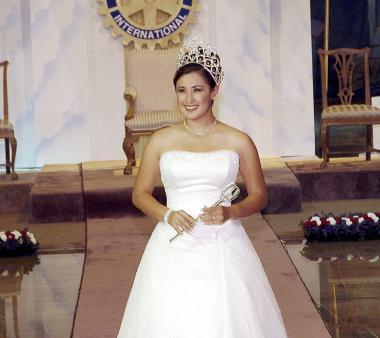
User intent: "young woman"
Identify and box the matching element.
[117,36,288,338]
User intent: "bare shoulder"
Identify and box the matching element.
[146,123,184,154]
[216,122,257,153]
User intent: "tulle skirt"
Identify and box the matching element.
[117,220,288,338]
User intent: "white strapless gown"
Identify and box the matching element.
[117,150,288,338]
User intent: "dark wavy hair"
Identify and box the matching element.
[173,63,217,89]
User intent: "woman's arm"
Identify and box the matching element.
[131,133,167,222]
[227,134,267,218]
[132,130,196,232]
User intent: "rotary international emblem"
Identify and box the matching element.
[97,0,200,49]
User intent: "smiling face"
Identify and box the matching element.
[175,71,218,121]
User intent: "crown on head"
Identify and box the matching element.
[177,35,224,86]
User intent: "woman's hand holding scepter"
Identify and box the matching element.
[169,183,240,243]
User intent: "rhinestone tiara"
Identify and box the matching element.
[177,35,224,86]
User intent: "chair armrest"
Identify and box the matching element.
[123,86,137,121]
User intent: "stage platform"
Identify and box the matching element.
[20,156,380,223]
[0,156,378,224]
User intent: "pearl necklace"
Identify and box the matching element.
[183,118,217,136]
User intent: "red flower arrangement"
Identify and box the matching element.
[301,212,380,241]
[0,228,39,256]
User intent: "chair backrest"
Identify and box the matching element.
[0,60,9,122]
[318,48,371,109]
[124,48,178,113]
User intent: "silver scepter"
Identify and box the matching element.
[169,183,240,243]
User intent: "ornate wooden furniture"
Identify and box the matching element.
[318,48,380,169]
[123,48,183,175]
[0,60,17,180]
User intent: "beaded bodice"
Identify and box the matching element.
[159,150,239,218]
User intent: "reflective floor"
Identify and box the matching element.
[4,237,379,338]
[285,240,380,338]
[1,198,380,338]
[0,253,84,338]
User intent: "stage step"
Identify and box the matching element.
[82,161,166,219]
[0,173,37,213]
[6,158,380,223]
[29,164,85,223]
[258,158,302,214]
[263,167,302,213]
[26,159,303,223]
[82,159,301,219]
[287,158,380,201]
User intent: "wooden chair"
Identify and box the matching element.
[318,48,380,169]
[0,60,17,180]
[122,48,183,175]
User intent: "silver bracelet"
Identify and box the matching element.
[163,209,172,224]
